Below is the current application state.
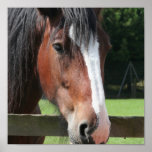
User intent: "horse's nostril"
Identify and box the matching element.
[79,120,97,138]
[79,122,88,137]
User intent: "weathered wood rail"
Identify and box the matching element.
[8,114,144,138]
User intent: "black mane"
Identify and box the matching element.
[8,8,97,113]
[62,8,96,46]
[8,8,46,112]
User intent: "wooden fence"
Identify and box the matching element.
[8,114,144,138]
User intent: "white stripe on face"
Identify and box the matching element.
[80,37,105,114]
[69,25,105,114]
[69,25,110,143]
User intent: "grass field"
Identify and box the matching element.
[38,99,144,144]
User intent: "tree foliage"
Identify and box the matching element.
[102,8,144,63]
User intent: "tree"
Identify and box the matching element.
[102,8,144,63]
[101,9,144,97]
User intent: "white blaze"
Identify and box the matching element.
[69,26,110,144]
[80,37,105,114]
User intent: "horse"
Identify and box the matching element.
[8,8,111,144]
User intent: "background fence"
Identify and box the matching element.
[104,61,144,98]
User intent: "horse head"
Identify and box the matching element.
[37,8,111,144]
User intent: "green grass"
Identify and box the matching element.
[38,99,144,144]
[39,99,60,115]
[107,137,144,144]
[106,99,144,116]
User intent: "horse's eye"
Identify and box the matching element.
[53,43,64,54]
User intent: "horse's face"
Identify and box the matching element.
[38,18,111,144]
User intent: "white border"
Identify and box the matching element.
[0,0,152,152]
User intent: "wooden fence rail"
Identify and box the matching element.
[8,114,144,138]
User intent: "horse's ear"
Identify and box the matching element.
[37,8,62,20]
[93,8,103,22]
[94,8,112,51]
